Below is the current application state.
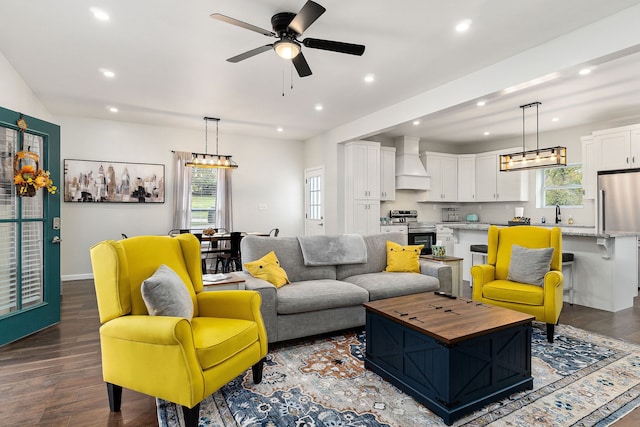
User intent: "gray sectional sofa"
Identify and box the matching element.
[239,232,452,343]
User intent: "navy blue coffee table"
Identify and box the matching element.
[364,292,534,425]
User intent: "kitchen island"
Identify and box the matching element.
[443,223,638,312]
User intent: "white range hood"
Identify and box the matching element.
[394,136,430,190]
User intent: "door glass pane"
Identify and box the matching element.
[307,175,321,220]
[0,223,17,315]
[0,128,17,217]
[21,134,44,219]
[22,221,43,307]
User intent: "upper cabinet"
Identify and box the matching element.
[380,147,396,201]
[475,149,529,202]
[457,155,476,202]
[420,152,457,201]
[592,125,640,171]
[346,141,380,200]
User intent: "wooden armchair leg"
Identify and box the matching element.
[252,357,266,384]
[182,403,200,427]
[546,323,555,343]
[106,383,122,412]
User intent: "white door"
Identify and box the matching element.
[304,167,324,236]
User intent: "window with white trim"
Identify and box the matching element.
[541,164,583,207]
[190,167,217,228]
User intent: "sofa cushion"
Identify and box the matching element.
[336,232,406,280]
[384,241,423,273]
[244,250,290,288]
[276,279,369,315]
[241,236,337,282]
[344,272,440,300]
[483,280,544,306]
[191,317,258,369]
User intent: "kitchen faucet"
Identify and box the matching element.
[555,204,561,224]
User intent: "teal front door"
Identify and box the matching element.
[0,106,61,346]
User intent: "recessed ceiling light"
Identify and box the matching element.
[412,120,420,126]
[364,74,375,83]
[277,127,284,132]
[579,68,592,76]
[101,69,115,78]
[315,104,323,111]
[90,7,110,21]
[483,131,491,136]
[477,101,486,107]
[108,107,118,113]
[552,117,560,122]
[455,19,472,33]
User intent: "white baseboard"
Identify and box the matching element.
[62,273,93,282]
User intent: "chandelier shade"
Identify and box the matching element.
[499,102,566,172]
[186,117,238,169]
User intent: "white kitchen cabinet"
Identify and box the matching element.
[380,224,408,235]
[457,154,476,202]
[380,146,396,201]
[581,135,597,200]
[475,149,528,202]
[346,141,380,200]
[350,200,381,235]
[344,141,381,234]
[594,127,640,171]
[420,152,458,201]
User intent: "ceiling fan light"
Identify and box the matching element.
[274,39,301,59]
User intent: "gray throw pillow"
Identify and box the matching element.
[507,244,554,286]
[141,264,194,319]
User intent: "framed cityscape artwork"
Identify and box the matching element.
[63,159,165,203]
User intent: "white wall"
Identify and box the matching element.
[0,51,51,120]
[58,116,305,280]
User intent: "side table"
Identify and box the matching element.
[421,255,464,297]
[202,272,246,291]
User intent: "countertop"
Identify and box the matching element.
[437,222,639,238]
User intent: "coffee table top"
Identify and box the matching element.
[364,292,534,345]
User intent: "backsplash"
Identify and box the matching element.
[381,190,596,226]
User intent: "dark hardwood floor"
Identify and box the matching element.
[0,280,638,426]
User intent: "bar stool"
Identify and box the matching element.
[470,244,488,266]
[562,252,575,305]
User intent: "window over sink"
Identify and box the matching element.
[539,164,583,207]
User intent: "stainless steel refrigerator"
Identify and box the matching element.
[598,169,640,233]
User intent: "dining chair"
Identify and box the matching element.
[215,232,242,273]
[269,228,279,237]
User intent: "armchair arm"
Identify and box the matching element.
[240,274,278,342]
[543,269,564,324]
[419,260,452,294]
[99,315,204,407]
[470,264,496,301]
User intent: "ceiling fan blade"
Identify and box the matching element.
[227,45,273,63]
[288,1,326,35]
[210,13,275,37]
[292,53,312,77]
[303,38,365,56]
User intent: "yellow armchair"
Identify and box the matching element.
[471,225,564,343]
[90,234,268,427]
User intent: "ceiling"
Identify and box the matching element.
[1,0,640,144]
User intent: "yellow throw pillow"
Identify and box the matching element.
[385,241,424,273]
[244,250,290,288]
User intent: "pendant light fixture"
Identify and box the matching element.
[499,102,566,172]
[186,117,238,169]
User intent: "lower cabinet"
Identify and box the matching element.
[347,200,381,235]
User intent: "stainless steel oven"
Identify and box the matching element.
[408,223,437,255]
[390,210,436,255]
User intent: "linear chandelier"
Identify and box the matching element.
[186,117,238,169]
[499,102,566,172]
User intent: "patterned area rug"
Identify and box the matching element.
[158,323,640,426]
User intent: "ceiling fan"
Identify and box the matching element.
[211,0,365,77]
